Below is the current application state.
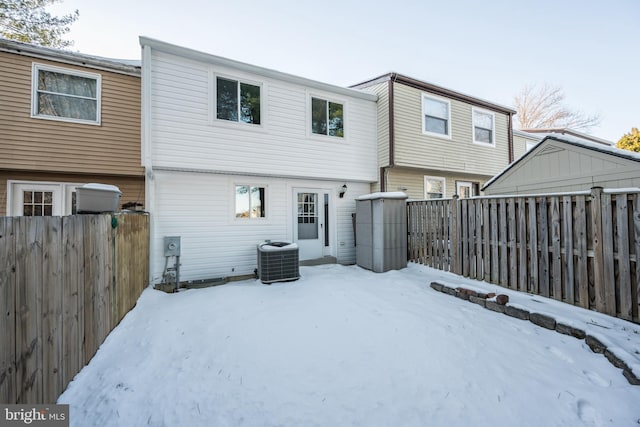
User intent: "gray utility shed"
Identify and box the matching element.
[356,192,408,273]
[482,135,640,195]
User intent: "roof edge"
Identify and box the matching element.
[0,37,140,76]
[139,36,378,102]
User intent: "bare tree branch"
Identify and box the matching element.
[513,83,601,131]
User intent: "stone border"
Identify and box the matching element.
[430,281,640,386]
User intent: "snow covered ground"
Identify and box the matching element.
[58,263,640,427]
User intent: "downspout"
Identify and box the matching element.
[382,73,397,192]
[141,42,156,286]
[507,113,514,163]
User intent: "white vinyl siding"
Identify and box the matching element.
[393,83,510,177]
[150,171,367,282]
[148,49,377,182]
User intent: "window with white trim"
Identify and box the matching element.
[424,176,446,199]
[422,95,450,137]
[311,97,344,137]
[7,181,82,216]
[472,108,495,146]
[235,185,266,219]
[32,63,101,124]
[216,77,261,125]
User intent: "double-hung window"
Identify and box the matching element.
[216,77,261,125]
[32,63,101,125]
[235,185,266,219]
[424,176,446,199]
[422,95,450,137]
[472,108,495,146]
[311,97,344,137]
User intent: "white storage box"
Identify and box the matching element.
[76,183,122,213]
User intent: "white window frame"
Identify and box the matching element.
[308,93,346,140]
[472,107,495,147]
[233,183,268,221]
[213,74,263,127]
[423,176,446,199]
[31,63,101,125]
[6,181,83,216]
[422,94,451,139]
[456,181,475,199]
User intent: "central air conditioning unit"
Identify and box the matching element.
[257,241,300,284]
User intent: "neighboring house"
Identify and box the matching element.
[351,73,516,199]
[482,135,640,195]
[140,37,378,284]
[512,128,613,161]
[0,38,143,216]
[513,129,542,159]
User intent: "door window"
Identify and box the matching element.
[297,193,318,239]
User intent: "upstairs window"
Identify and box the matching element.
[422,95,450,137]
[216,77,261,125]
[311,97,343,137]
[32,63,101,125]
[235,185,265,219]
[473,108,495,146]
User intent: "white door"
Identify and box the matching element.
[293,189,325,261]
[456,181,474,199]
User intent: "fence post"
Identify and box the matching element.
[590,187,605,313]
[451,195,460,274]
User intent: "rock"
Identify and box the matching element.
[496,294,509,305]
[555,323,586,340]
[505,305,530,321]
[486,292,496,299]
[586,335,607,354]
[455,289,470,300]
[604,349,629,370]
[485,300,505,314]
[430,282,444,292]
[622,369,640,386]
[443,286,457,296]
[530,313,556,330]
[469,295,486,307]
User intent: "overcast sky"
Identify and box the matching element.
[50,0,638,142]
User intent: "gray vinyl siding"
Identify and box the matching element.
[385,167,492,200]
[484,139,640,195]
[392,83,510,176]
[357,81,390,168]
[513,132,540,160]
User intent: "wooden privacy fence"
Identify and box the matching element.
[407,188,640,324]
[0,213,149,404]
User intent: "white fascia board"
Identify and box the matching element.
[138,36,377,103]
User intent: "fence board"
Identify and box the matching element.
[601,194,616,315]
[517,198,527,292]
[490,200,499,283]
[41,217,62,403]
[616,195,632,320]
[483,200,491,282]
[550,197,562,300]
[634,195,640,323]
[462,200,469,277]
[562,196,575,305]
[538,198,550,297]
[499,199,508,286]
[591,188,605,312]
[0,217,17,404]
[528,197,538,294]
[508,199,517,289]
[473,200,481,280]
[574,196,589,308]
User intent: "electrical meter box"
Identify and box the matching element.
[164,236,181,257]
